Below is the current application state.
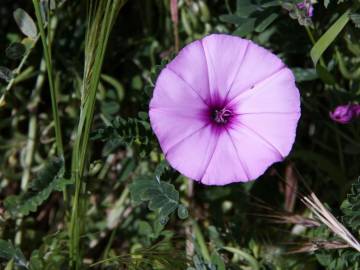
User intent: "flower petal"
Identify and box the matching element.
[227,122,283,180]
[150,107,208,153]
[150,67,208,110]
[149,68,210,153]
[234,113,300,158]
[229,68,300,114]
[165,125,219,181]
[226,41,285,102]
[201,34,249,104]
[166,40,211,102]
[200,130,248,185]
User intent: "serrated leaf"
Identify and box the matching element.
[155,160,169,182]
[13,8,38,39]
[0,240,28,269]
[159,202,178,217]
[0,66,13,82]
[4,158,71,218]
[310,10,350,66]
[6,42,26,60]
[91,116,152,152]
[130,166,180,221]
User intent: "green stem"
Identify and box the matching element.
[193,221,211,263]
[69,1,127,268]
[32,0,64,157]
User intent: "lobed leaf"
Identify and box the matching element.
[4,158,71,218]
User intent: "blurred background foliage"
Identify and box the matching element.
[1,0,360,269]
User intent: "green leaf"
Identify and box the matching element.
[219,14,244,25]
[261,1,281,8]
[236,0,257,17]
[101,74,125,101]
[6,42,26,60]
[233,18,256,36]
[13,8,38,39]
[255,13,279,33]
[0,66,13,82]
[310,10,350,66]
[316,64,336,85]
[129,162,183,221]
[29,251,44,270]
[222,247,259,270]
[91,116,152,151]
[211,251,225,270]
[5,259,14,270]
[177,204,189,219]
[4,158,71,218]
[154,160,169,181]
[101,101,120,115]
[0,240,28,269]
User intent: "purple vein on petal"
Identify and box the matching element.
[236,121,284,159]
[150,107,208,121]
[165,66,209,106]
[200,127,221,184]
[225,65,286,108]
[164,123,210,157]
[225,128,251,180]
[222,41,250,103]
[233,111,300,116]
[200,38,216,104]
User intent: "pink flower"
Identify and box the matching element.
[149,34,301,185]
[297,0,314,17]
[329,104,360,124]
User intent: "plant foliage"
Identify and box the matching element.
[4,158,69,218]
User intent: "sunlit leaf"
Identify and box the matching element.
[13,8,38,39]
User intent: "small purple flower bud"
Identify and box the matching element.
[329,104,360,124]
[297,1,314,17]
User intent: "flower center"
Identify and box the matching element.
[211,108,232,124]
